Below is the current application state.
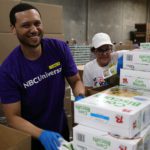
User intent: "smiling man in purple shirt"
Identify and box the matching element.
[0,3,85,150]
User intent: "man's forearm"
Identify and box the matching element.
[8,115,42,138]
[72,80,85,97]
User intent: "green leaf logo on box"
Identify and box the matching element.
[75,105,90,115]
[104,96,141,107]
[93,137,111,149]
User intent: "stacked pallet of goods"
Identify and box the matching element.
[73,45,150,150]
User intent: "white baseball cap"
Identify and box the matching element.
[92,32,113,48]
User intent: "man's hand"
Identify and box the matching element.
[38,130,62,150]
[75,94,85,101]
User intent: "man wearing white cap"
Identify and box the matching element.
[83,32,124,94]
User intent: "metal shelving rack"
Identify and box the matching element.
[69,45,92,65]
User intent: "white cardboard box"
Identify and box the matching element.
[74,86,150,138]
[74,143,98,150]
[123,49,150,71]
[73,124,150,150]
[140,43,150,50]
[120,69,150,90]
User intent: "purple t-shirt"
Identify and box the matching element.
[0,38,77,133]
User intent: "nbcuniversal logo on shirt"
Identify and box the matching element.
[48,61,61,69]
[23,61,62,88]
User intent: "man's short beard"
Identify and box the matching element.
[17,34,43,48]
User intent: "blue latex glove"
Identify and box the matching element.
[117,55,123,75]
[75,95,85,101]
[38,130,62,150]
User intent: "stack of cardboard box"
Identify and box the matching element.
[115,41,134,51]
[120,49,150,91]
[0,0,21,64]
[64,81,73,140]
[73,85,150,149]
[73,123,150,150]
[73,48,150,150]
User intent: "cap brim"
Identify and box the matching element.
[94,42,113,48]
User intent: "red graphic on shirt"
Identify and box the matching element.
[99,77,105,82]
[119,145,127,150]
[133,120,137,129]
[115,115,123,123]
[93,77,106,87]
[123,78,128,84]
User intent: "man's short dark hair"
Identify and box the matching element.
[9,3,41,26]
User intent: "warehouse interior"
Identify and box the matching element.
[1,0,150,150]
[23,0,150,44]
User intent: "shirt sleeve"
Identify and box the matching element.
[61,42,78,77]
[0,67,21,103]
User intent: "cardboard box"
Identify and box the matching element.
[116,44,134,51]
[140,42,150,50]
[0,124,31,150]
[0,103,4,116]
[74,85,150,138]
[0,33,19,64]
[120,69,150,90]
[123,49,150,71]
[73,143,95,150]
[64,99,73,122]
[22,1,64,34]
[0,1,63,33]
[73,124,150,150]
[115,41,134,50]
[0,0,21,33]
[65,87,71,99]
[67,115,73,140]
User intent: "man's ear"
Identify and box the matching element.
[10,25,16,35]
